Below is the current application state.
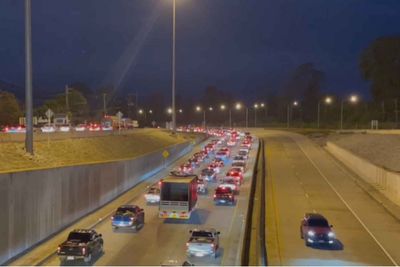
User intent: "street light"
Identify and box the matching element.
[171,0,177,133]
[287,100,299,128]
[167,107,173,114]
[149,109,153,114]
[317,96,333,128]
[195,106,206,128]
[25,0,34,155]
[138,109,143,114]
[178,109,183,113]
[340,94,359,130]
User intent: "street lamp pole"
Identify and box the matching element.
[286,104,290,128]
[317,101,321,129]
[25,0,33,155]
[171,0,176,133]
[340,100,344,130]
[254,108,257,127]
[203,110,206,129]
[245,108,248,128]
[229,109,232,128]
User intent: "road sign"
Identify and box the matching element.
[162,150,170,158]
[116,111,123,119]
[45,109,54,119]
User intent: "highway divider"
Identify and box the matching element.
[241,139,268,265]
[326,141,400,207]
[0,135,205,265]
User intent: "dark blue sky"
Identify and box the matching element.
[1,0,400,101]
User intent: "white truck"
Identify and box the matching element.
[186,228,220,258]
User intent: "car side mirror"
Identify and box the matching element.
[216,231,220,235]
[98,234,102,237]
[330,225,333,228]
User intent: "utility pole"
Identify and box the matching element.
[317,101,321,128]
[102,93,107,115]
[229,109,232,128]
[340,100,344,130]
[245,108,248,128]
[24,0,33,155]
[395,98,398,128]
[286,104,290,128]
[65,85,70,111]
[254,108,257,127]
[171,0,177,133]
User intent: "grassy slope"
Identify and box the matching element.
[0,130,198,173]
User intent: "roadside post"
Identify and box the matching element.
[45,108,54,145]
[116,111,123,135]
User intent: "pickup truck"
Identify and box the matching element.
[144,186,160,203]
[111,205,145,231]
[186,228,220,258]
[57,229,103,264]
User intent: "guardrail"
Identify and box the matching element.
[241,138,267,265]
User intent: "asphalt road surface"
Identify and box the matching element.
[260,130,400,266]
[11,135,257,266]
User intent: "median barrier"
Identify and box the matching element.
[0,137,202,264]
[326,141,400,206]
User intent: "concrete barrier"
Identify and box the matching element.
[0,139,200,264]
[326,142,400,206]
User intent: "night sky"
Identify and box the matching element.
[1,0,400,101]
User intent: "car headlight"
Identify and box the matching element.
[328,231,335,238]
[307,230,315,237]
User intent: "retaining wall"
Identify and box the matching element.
[0,139,198,264]
[326,141,400,206]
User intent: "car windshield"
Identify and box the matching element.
[239,151,247,155]
[192,231,213,238]
[116,207,135,214]
[234,157,243,160]
[67,232,91,242]
[148,188,159,194]
[308,218,329,227]
[201,169,213,175]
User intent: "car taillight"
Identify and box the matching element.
[111,216,114,220]
[57,246,61,254]
[211,243,215,247]
[213,194,216,198]
[229,195,232,198]
[82,247,86,255]
[186,242,190,247]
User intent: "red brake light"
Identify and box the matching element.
[82,247,86,255]
[213,194,216,197]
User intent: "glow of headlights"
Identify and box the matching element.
[328,232,335,238]
[307,230,315,236]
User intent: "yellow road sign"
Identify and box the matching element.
[162,150,170,158]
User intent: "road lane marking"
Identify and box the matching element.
[296,141,398,266]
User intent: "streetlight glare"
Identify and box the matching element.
[350,95,358,103]
[260,103,265,107]
[220,104,226,110]
[138,109,143,114]
[195,106,201,112]
[178,109,183,113]
[209,107,213,111]
[149,109,153,114]
[167,108,172,114]
[235,103,242,110]
[254,103,259,109]
[293,101,299,106]
[325,97,332,104]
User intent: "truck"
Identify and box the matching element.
[102,115,139,129]
[159,174,198,219]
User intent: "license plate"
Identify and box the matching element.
[196,253,204,257]
[67,256,74,260]
[220,200,226,203]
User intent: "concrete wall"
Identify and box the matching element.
[0,139,198,264]
[326,142,400,206]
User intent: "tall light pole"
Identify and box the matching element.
[254,104,259,127]
[196,106,205,128]
[25,0,33,155]
[287,101,298,128]
[171,0,176,133]
[340,94,358,130]
[317,96,332,128]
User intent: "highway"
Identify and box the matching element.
[260,130,400,266]
[11,134,258,266]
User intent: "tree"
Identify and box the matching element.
[360,36,400,102]
[0,91,22,125]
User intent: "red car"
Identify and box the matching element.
[226,169,243,185]
[214,186,235,205]
[300,213,335,246]
[179,163,193,174]
[212,158,224,167]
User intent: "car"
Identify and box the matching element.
[57,229,103,264]
[161,259,194,266]
[214,186,235,205]
[179,163,194,174]
[219,177,239,192]
[193,151,206,161]
[226,168,243,185]
[59,124,71,132]
[232,161,246,172]
[232,155,245,164]
[204,144,215,153]
[144,186,160,203]
[3,125,26,133]
[186,228,220,258]
[215,151,228,160]
[238,150,249,160]
[239,147,250,155]
[188,157,200,168]
[101,125,113,131]
[200,168,217,182]
[300,213,335,246]
[111,205,145,231]
[196,177,208,194]
[208,163,221,174]
[88,123,101,131]
[212,158,224,167]
[74,124,87,132]
[227,139,236,147]
[219,147,230,156]
[41,125,56,133]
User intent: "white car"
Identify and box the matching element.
[186,228,220,258]
[219,177,239,192]
[227,140,236,147]
[59,125,71,132]
[232,155,245,165]
[74,124,87,132]
[102,125,113,131]
[41,125,56,133]
[144,187,160,203]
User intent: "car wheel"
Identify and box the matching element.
[83,253,92,263]
[99,243,104,254]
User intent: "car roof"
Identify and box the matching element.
[191,228,217,233]
[305,213,327,220]
[71,229,95,234]
[118,205,138,209]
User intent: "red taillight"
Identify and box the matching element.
[158,181,162,186]
[213,194,216,198]
[82,247,86,255]
[57,246,61,254]
[229,195,232,198]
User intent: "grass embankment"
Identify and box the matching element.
[0,129,199,173]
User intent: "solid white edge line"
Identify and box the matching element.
[295,139,398,266]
